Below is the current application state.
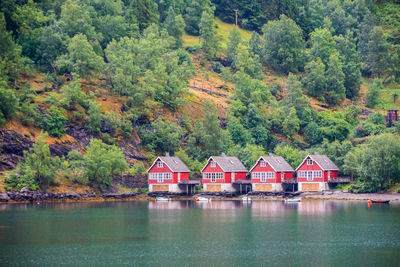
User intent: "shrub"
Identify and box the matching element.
[5,171,39,191]
[0,87,18,125]
[45,106,67,138]
[19,103,37,126]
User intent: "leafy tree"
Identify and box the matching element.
[283,107,300,138]
[184,0,210,36]
[45,106,67,138]
[228,143,265,170]
[235,44,263,79]
[60,76,87,109]
[365,26,390,78]
[139,118,185,153]
[274,144,304,170]
[304,57,326,98]
[318,110,351,141]
[19,134,61,188]
[87,101,102,134]
[165,6,185,48]
[199,5,219,60]
[281,73,310,115]
[304,121,323,145]
[233,71,270,107]
[227,117,251,147]
[0,87,18,125]
[366,79,382,108]
[84,139,128,190]
[175,148,204,177]
[325,52,346,105]
[128,0,160,32]
[319,139,353,175]
[202,101,222,154]
[261,15,305,73]
[248,31,262,57]
[309,27,336,65]
[56,34,104,79]
[226,27,241,68]
[344,133,400,192]
[334,31,361,99]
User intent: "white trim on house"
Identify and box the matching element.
[147,157,173,173]
[249,156,278,172]
[295,155,325,171]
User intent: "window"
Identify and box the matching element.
[307,159,313,165]
[260,160,266,167]
[204,173,224,182]
[149,173,171,182]
[157,161,163,168]
[253,172,275,181]
[307,171,313,181]
[211,161,216,167]
[313,171,322,178]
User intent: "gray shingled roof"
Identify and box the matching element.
[210,156,248,172]
[159,156,190,172]
[260,156,294,172]
[307,155,339,171]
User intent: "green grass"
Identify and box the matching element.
[183,17,253,48]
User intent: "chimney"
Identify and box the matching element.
[269,153,273,156]
[166,152,170,157]
[221,152,225,157]
[314,151,318,155]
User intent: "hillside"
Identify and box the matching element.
[1,0,400,195]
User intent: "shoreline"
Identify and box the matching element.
[1,191,400,204]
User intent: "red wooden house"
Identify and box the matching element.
[147,155,190,193]
[201,155,248,192]
[249,155,294,192]
[295,153,339,191]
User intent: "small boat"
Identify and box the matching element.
[242,196,252,202]
[155,196,170,202]
[285,197,302,203]
[370,199,390,204]
[196,196,211,202]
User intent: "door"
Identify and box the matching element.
[328,171,331,180]
[307,171,313,181]
[178,173,181,183]
[232,172,235,183]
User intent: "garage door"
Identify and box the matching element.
[152,185,169,192]
[255,184,272,192]
[207,184,221,192]
[302,183,319,191]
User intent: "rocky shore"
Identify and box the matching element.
[1,190,399,204]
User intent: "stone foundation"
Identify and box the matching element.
[203,183,236,193]
[149,184,185,193]
[298,182,330,192]
[253,183,283,192]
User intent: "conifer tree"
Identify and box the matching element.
[325,53,346,105]
[305,57,326,98]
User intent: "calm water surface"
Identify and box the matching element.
[0,200,399,266]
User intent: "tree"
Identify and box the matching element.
[304,121,323,145]
[19,134,61,188]
[249,31,262,57]
[165,7,185,48]
[56,34,104,79]
[366,79,382,108]
[226,27,241,68]
[274,144,305,169]
[60,76,87,109]
[261,15,305,73]
[199,5,219,60]
[202,101,222,154]
[184,0,210,36]
[304,57,326,98]
[87,102,102,134]
[227,117,251,147]
[344,133,400,192]
[45,106,67,138]
[283,107,300,138]
[334,31,361,99]
[325,53,346,105]
[365,26,390,78]
[0,87,18,125]
[84,139,128,190]
[281,73,310,113]
[309,27,336,65]
[318,110,351,141]
[128,0,159,32]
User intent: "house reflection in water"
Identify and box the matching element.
[251,201,293,217]
[148,201,190,210]
[296,200,339,215]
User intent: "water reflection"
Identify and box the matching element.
[195,200,244,210]
[296,200,339,215]
[148,201,190,209]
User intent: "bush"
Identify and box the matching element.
[0,87,18,125]
[19,103,37,126]
[45,106,67,138]
[348,181,376,193]
[5,172,39,191]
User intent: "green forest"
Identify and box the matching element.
[0,0,400,194]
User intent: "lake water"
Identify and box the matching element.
[0,200,399,266]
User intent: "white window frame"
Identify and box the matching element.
[157,161,163,168]
[307,171,313,181]
[313,171,322,178]
[260,160,266,167]
[307,159,313,165]
[211,161,216,167]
